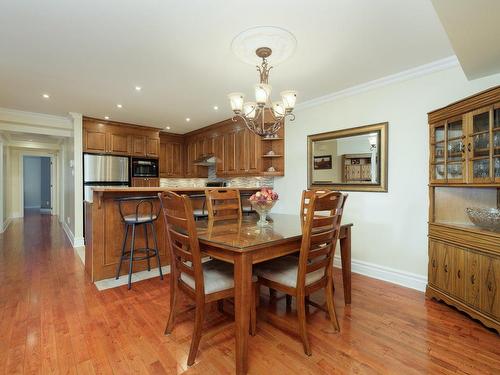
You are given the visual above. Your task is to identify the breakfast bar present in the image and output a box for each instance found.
[84,187,262,281]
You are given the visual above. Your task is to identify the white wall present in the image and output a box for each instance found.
[274,65,500,289]
[62,137,75,237]
[0,138,5,231]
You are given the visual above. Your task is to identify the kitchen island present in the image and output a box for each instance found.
[84,187,260,282]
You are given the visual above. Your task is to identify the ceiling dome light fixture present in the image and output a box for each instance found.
[228,47,297,137]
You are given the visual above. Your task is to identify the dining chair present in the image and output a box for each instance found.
[158,191,257,366]
[205,188,242,221]
[254,191,347,356]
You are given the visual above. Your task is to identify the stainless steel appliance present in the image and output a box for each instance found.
[131,158,158,177]
[83,154,129,202]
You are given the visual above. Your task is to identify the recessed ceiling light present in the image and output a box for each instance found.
[135,86,142,91]
[104,116,110,120]
[116,104,123,108]
[213,105,219,110]
[29,139,33,142]
[185,118,190,122]
[42,93,50,99]
[165,126,171,130]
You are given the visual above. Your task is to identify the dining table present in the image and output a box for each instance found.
[195,213,353,375]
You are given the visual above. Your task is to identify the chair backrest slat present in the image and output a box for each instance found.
[206,189,242,221]
[297,190,347,290]
[159,191,205,294]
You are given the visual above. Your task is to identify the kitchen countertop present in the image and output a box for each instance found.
[91,187,263,193]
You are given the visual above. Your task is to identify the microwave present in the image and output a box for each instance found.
[131,158,159,177]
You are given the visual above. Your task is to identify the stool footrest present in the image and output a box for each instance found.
[121,247,159,262]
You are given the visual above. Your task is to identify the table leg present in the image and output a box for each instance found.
[340,226,352,304]
[234,253,252,375]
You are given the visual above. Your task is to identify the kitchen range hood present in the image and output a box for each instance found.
[193,154,217,166]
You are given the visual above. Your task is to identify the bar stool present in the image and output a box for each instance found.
[190,193,208,221]
[115,196,164,289]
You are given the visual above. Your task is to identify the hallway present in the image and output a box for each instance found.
[1,215,500,374]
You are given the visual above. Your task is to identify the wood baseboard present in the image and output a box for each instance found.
[426,285,499,333]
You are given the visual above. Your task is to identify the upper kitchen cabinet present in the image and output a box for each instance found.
[159,133,184,178]
[83,117,160,158]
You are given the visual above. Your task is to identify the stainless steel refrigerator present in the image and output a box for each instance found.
[83,154,129,202]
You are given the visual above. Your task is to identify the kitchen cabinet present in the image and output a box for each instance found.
[83,118,160,159]
[131,177,159,187]
[223,130,238,175]
[146,138,159,158]
[159,134,184,178]
[84,128,107,153]
[107,132,130,155]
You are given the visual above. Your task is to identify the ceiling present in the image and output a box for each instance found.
[0,0,454,133]
[432,0,500,80]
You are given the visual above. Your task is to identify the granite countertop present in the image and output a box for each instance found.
[91,187,263,193]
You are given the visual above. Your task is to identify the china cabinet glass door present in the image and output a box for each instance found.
[430,122,446,183]
[494,105,500,182]
[446,118,465,183]
[468,106,492,183]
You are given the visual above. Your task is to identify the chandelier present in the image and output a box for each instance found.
[227,47,297,137]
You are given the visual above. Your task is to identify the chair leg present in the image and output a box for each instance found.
[217,300,224,313]
[144,224,151,271]
[115,224,129,279]
[150,222,163,280]
[250,283,259,336]
[286,294,292,307]
[269,288,277,302]
[127,224,136,290]
[296,293,312,356]
[325,279,340,332]
[187,301,205,366]
[165,269,178,335]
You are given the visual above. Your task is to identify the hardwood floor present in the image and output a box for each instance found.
[0,213,499,374]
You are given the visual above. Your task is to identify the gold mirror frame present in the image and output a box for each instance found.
[307,122,388,192]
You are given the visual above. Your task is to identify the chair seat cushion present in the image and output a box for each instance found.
[180,260,257,295]
[123,214,157,223]
[254,255,325,288]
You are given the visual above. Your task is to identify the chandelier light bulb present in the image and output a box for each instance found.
[280,90,297,110]
[272,101,285,118]
[228,92,245,113]
[243,102,257,119]
[254,83,272,105]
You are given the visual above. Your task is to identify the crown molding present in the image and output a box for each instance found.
[0,107,72,129]
[296,55,460,111]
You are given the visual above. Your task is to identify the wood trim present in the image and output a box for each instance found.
[426,285,500,332]
[83,116,164,133]
[428,85,500,124]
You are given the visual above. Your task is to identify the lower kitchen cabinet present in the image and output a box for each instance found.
[131,177,159,187]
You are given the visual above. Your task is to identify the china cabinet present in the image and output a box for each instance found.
[427,85,500,332]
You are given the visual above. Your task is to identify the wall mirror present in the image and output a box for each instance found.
[307,122,388,192]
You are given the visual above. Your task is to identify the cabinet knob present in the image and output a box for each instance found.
[432,259,436,268]
[488,281,493,291]
[444,264,448,273]
[467,143,472,152]
[457,270,461,279]
[471,275,475,284]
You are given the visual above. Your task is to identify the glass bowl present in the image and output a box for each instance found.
[465,207,500,232]
[250,200,277,227]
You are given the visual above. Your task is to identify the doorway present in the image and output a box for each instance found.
[23,156,52,215]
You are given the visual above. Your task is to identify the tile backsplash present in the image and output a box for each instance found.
[160,166,274,188]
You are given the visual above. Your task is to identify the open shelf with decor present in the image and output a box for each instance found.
[426,86,500,333]
[260,124,285,176]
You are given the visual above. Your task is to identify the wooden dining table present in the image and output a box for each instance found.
[195,213,353,375]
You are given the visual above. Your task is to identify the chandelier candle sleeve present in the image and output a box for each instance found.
[228,47,297,137]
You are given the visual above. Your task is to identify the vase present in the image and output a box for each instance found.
[251,200,277,227]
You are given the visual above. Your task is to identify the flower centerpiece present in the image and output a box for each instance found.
[249,188,278,226]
